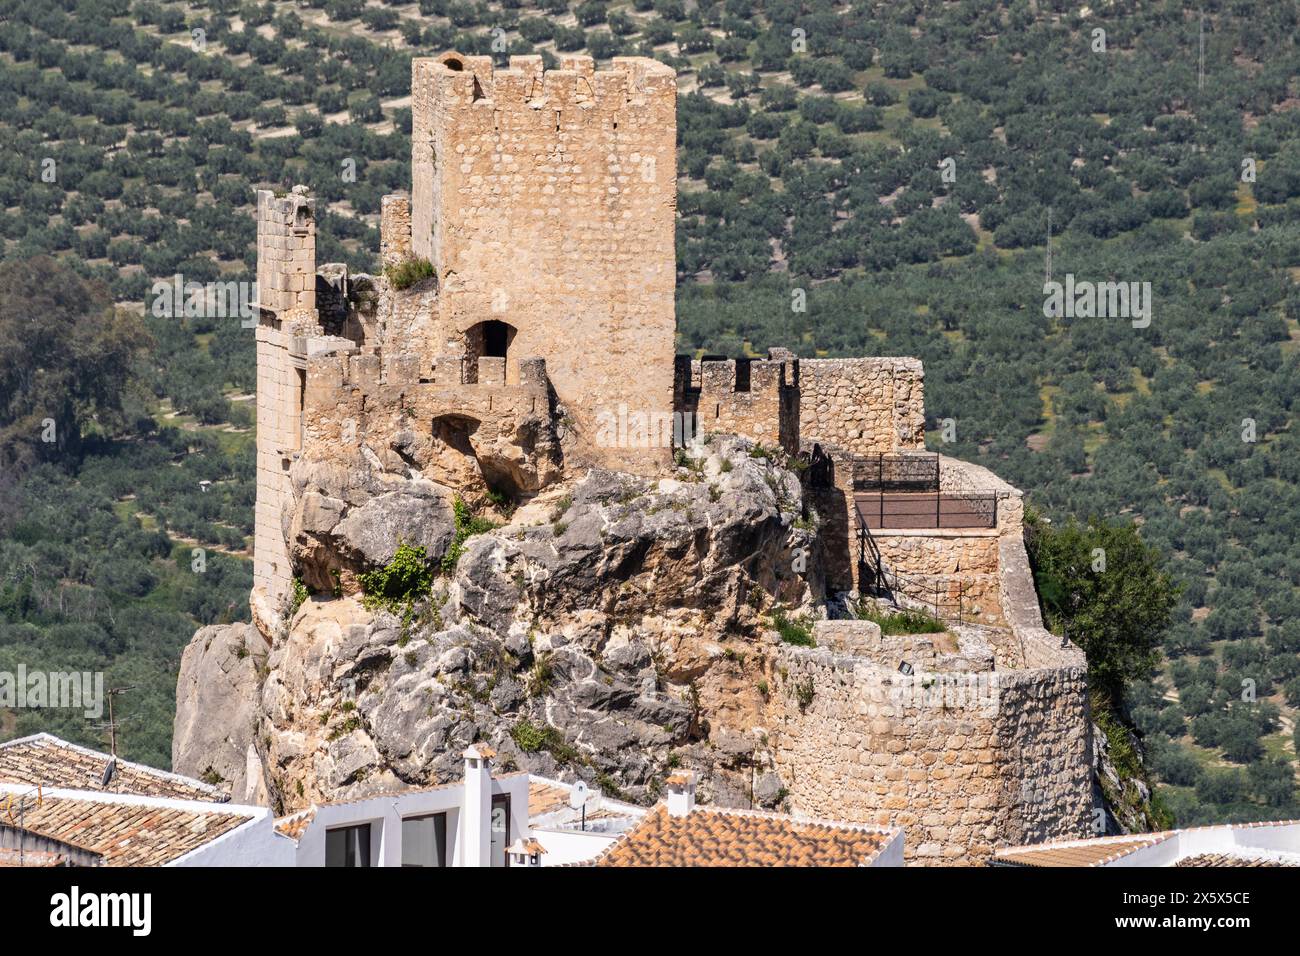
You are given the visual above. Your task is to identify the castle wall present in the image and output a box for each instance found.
[410,53,678,474]
[380,194,412,270]
[253,189,319,628]
[768,638,1091,865]
[870,531,1005,627]
[799,357,926,453]
[676,356,799,454]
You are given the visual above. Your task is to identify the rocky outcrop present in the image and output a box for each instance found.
[172,623,268,805]
[177,437,819,812]
[288,459,457,595]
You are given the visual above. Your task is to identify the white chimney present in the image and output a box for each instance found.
[507,838,546,868]
[665,771,696,817]
[461,743,495,867]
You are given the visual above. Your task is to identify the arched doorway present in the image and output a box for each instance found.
[464,319,517,383]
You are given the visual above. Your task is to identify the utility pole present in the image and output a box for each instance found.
[94,685,136,761]
[1045,206,1053,284]
[1198,12,1206,92]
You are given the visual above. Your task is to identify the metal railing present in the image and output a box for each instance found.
[852,452,940,492]
[854,491,997,530]
[854,499,976,625]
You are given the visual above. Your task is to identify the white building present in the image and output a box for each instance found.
[274,744,645,867]
[0,735,289,867]
[993,820,1300,867]
[1,734,903,867]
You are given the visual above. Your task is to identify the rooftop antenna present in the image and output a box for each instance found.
[566,785,600,832]
[568,780,590,831]
[10,785,42,868]
[92,685,137,776]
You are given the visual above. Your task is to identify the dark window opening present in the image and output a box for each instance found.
[401,813,448,868]
[326,824,371,867]
[483,319,510,358]
[444,57,464,71]
[734,359,752,392]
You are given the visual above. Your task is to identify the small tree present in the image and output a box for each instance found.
[1026,509,1178,705]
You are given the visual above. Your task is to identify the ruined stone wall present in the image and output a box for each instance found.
[768,639,1091,865]
[870,531,1005,627]
[799,357,926,453]
[301,346,559,498]
[410,53,678,474]
[676,356,799,454]
[380,194,412,270]
[253,188,319,630]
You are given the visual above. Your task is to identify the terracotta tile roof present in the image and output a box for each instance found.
[591,805,896,867]
[994,835,1171,868]
[273,806,317,843]
[1175,853,1298,867]
[0,734,225,802]
[528,779,574,819]
[2,790,252,866]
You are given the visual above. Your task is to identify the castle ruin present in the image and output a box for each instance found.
[246,52,1094,864]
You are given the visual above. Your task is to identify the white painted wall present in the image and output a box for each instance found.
[531,826,622,866]
[1102,821,1300,867]
[173,812,295,867]
[867,829,905,867]
[292,773,531,867]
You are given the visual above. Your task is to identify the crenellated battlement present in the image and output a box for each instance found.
[673,351,800,453]
[413,52,676,115]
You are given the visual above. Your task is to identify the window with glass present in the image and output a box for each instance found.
[490,795,511,868]
[401,813,448,868]
[325,823,371,867]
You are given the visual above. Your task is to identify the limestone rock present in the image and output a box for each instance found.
[172,623,268,805]
[181,436,818,813]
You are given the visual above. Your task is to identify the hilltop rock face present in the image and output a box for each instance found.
[172,623,268,805]
[287,459,458,595]
[175,437,819,811]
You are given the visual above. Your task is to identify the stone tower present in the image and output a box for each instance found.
[252,187,317,630]
[406,52,679,470]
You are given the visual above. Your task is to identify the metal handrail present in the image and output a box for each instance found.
[851,452,940,492]
[854,499,975,626]
[854,490,997,530]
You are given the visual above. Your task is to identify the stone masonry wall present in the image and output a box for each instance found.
[799,357,926,454]
[676,356,799,454]
[410,53,678,475]
[768,642,1091,865]
[871,531,1005,627]
[253,188,319,630]
[380,194,412,270]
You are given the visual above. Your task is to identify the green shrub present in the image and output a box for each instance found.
[286,577,310,619]
[359,543,434,608]
[442,497,499,573]
[773,610,815,646]
[509,719,580,763]
[384,257,434,290]
[856,604,945,635]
